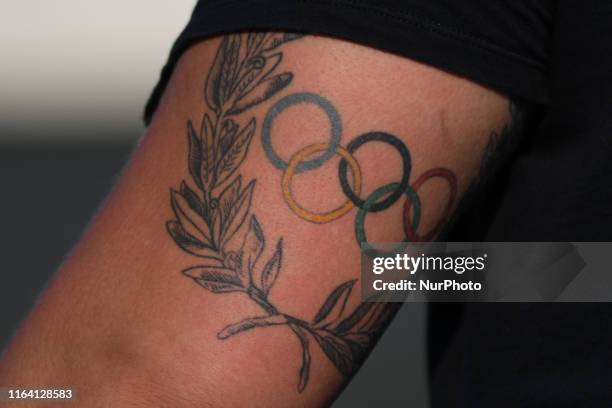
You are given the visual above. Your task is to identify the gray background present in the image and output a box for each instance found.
[0,1,428,406]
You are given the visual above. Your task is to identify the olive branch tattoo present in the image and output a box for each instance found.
[166,33,395,392]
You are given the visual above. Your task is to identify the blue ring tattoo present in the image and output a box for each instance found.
[262,92,342,173]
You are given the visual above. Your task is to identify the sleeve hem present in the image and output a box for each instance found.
[144,0,549,124]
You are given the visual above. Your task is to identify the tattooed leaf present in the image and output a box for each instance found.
[313,330,354,377]
[204,37,226,111]
[180,181,208,222]
[211,206,222,249]
[187,121,203,189]
[220,34,242,106]
[218,175,241,225]
[241,216,265,276]
[233,53,282,100]
[215,119,256,186]
[313,280,356,326]
[217,118,239,161]
[263,33,305,52]
[260,238,283,295]
[233,66,265,101]
[166,221,221,260]
[183,265,243,293]
[205,35,241,111]
[228,73,293,115]
[201,113,215,186]
[352,303,384,333]
[246,32,267,57]
[343,333,371,366]
[289,324,311,393]
[222,250,240,270]
[217,314,288,339]
[259,52,282,78]
[221,179,255,246]
[171,189,212,244]
[343,332,371,349]
[367,304,397,335]
[333,302,377,335]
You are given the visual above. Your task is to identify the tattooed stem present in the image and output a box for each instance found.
[246,286,278,315]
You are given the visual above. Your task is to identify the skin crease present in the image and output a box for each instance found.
[0,34,509,407]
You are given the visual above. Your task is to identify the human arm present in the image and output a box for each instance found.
[0,33,515,407]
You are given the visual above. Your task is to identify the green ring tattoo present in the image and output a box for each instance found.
[355,182,422,250]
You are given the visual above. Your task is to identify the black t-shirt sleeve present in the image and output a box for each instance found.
[144,0,555,124]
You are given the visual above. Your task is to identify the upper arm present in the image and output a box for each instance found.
[0,33,515,407]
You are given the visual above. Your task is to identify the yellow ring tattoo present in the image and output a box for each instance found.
[282,143,362,223]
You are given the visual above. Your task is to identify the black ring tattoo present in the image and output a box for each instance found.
[338,131,412,212]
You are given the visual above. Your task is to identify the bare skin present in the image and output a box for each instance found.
[0,34,512,407]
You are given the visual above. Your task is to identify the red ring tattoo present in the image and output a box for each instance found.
[403,168,457,242]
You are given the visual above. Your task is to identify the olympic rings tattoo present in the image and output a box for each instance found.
[339,132,412,213]
[403,168,457,242]
[262,93,342,173]
[261,92,458,244]
[282,143,362,224]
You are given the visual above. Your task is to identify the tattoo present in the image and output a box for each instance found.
[263,95,457,246]
[474,101,525,186]
[441,100,526,240]
[167,32,458,392]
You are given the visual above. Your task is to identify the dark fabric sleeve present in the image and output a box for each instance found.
[144,0,555,124]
